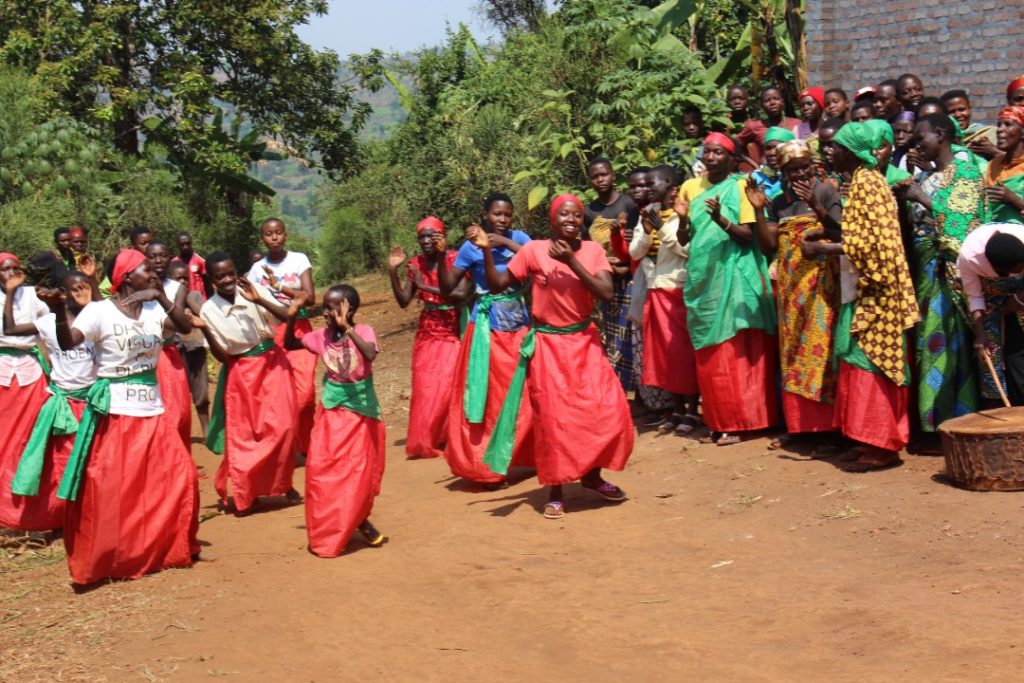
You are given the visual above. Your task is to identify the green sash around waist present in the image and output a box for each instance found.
[11,385,90,496]
[57,371,157,501]
[482,318,591,476]
[321,376,382,420]
[423,302,455,311]
[206,338,275,455]
[0,346,52,377]
[464,290,525,424]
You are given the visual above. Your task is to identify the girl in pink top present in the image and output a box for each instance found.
[285,284,386,555]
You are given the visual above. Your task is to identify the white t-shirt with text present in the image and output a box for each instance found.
[35,314,98,391]
[72,299,166,416]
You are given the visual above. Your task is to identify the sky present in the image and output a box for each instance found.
[295,0,499,57]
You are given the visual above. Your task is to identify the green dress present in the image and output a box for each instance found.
[910,155,984,429]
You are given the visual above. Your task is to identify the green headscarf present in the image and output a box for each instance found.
[949,115,964,141]
[765,126,796,144]
[865,119,894,147]
[833,121,878,168]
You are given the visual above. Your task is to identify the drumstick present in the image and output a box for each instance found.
[981,349,1012,408]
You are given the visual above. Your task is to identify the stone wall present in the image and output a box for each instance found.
[806,1,1024,122]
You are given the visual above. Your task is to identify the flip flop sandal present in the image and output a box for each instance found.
[841,457,902,473]
[543,501,565,519]
[698,431,720,444]
[715,433,742,447]
[674,414,703,436]
[641,412,668,427]
[582,480,628,502]
[659,413,686,433]
[359,520,387,547]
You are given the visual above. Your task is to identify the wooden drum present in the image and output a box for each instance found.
[939,408,1024,491]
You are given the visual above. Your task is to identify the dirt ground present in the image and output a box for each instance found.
[3,274,1024,682]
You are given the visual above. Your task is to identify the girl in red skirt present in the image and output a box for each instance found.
[146,241,193,451]
[4,267,98,531]
[387,217,470,459]
[284,284,386,556]
[198,253,300,514]
[0,253,66,530]
[245,218,317,462]
[436,193,535,486]
[470,194,635,519]
[52,249,199,586]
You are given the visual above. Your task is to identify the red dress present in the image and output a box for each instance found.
[157,343,192,450]
[405,251,461,459]
[0,374,55,530]
[301,326,386,557]
[506,241,634,485]
[217,345,298,512]
[642,287,698,395]
[695,329,779,433]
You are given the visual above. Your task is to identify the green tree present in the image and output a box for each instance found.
[0,1,369,177]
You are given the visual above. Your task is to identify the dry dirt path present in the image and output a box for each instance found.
[3,275,1024,682]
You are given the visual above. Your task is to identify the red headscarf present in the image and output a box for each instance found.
[0,252,20,266]
[111,248,147,291]
[999,105,1024,128]
[549,193,584,226]
[799,86,825,111]
[69,227,86,239]
[416,216,446,235]
[703,132,736,154]
[1007,76,1024,97]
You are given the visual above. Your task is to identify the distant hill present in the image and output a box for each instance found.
[254,61,409,235]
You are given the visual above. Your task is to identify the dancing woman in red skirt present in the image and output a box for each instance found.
[3,266,98,532]
[470,194,635,519]
[285,284,386,556]
[387,217,470,459]
[245,219,317,461]
[436,193,536,486]
[0,253,69,531]
[52,249,199,586]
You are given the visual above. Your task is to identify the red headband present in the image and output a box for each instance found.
[0,252,20,266]
[549,193,584,226]
[111,248,147,291]
[416,216,446,235]
[703,132,736,154]
[999,105,1024,128]
[69,227,86,239]
[1007,75,1024,97]
[800,86,825,111]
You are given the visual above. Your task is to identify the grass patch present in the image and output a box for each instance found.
[820,505,861,520]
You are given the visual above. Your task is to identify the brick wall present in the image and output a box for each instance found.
[806,1,1024,123]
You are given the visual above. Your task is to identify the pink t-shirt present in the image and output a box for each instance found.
[506,239,611,327]
[301,324,377,384]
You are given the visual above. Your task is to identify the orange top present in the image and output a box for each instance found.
[507,240,611,326]
[985,153,1024,185]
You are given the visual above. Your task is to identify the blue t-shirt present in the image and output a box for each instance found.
[454,229,531,330]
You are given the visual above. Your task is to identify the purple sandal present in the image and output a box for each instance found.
[543,501,565,519]
[582,480,628,502]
